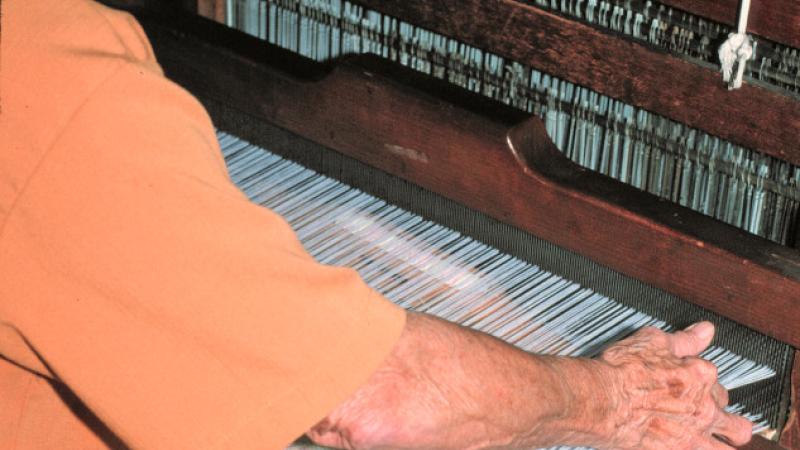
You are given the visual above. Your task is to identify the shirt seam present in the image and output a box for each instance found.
[0,62,125,248]
[10,370,34,450]
[89,0,157,65]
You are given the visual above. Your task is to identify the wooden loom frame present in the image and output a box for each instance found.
[146,1,800,447]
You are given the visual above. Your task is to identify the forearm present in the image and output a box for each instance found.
[307,312,615,449]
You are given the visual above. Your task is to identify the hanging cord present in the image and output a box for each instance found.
[718,0,756,90]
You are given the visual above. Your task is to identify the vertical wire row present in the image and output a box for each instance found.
[223,0,800,246]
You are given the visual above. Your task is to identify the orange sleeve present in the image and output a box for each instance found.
[0,1,406,449]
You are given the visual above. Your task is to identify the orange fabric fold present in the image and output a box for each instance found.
[0,1,406,448]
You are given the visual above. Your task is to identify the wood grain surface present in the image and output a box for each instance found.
[354,0,800,166]
[780,351,800,449]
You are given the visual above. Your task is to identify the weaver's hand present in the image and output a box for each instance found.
[595,322,753,450]
[307,314,754,450]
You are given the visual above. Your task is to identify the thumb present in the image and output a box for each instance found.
[669,321,715,357]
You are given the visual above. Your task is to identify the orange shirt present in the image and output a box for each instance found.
[0,0,406,448]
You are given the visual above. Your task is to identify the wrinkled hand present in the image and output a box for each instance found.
[596,322,752,450]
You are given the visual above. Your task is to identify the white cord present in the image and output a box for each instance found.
[718,0,754,90]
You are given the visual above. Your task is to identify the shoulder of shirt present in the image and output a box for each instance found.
[0,0,173,241]
[3,0,164,125]
[6,0,162,71]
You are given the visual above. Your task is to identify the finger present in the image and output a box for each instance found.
[712,412,753,447]
[711,383,729,408]
[307,428,348,449]
[685,357,719,384]
[669,321,715,357]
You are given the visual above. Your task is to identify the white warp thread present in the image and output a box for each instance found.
[719,32,754,90]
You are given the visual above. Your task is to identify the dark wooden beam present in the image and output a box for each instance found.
[190,0,800,58]
[660,0,800,49]
[780,352,800,449]
[196,0,225,23]
[354,0,800,166]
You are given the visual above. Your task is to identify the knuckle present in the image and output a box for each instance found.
[702,360,719,380]
[640,326,667,342]
[716,385,730,406]
[630,326,671,349]
[734,415,754,437]
[639,326,662,336]
[686,358,718,380]
[600,346,626,363]
[696,398,718,424]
